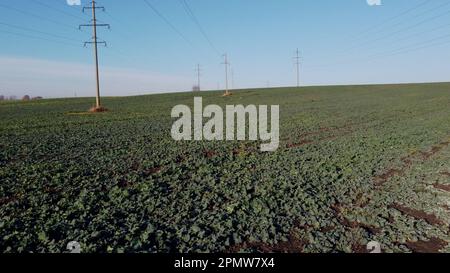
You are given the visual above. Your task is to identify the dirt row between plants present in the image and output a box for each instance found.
[316,136,450,253]
[369,137,450,253]
[373,140,450,186]
[285,108,442,150]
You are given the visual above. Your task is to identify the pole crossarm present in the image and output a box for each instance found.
[79,23,110,30]
[84,41,107,47]
[82,6,105,12]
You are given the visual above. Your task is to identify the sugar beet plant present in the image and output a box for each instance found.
[1,83,450,253]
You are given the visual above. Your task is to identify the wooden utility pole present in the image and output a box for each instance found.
[80,0,110,110]
[222,54,230,96]
[294,48,301,87]
[196,64,201,91]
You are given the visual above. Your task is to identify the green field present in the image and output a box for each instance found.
[1,83,450,253]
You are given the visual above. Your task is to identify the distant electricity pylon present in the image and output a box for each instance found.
[231,67,235,90]
[294,48,301,87]
[195,64,201,92]
[222,54,231,96]
[79,0,110,110]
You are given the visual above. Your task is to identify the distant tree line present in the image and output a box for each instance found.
[0,95,16,101]
[0,95,43,101]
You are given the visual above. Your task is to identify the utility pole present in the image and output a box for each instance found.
[195,64,201,92]
[231,67,235,90]
[80,0,110,110]
[294,48,301,87]
[222,54,230,96]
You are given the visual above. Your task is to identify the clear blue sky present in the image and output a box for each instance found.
[1,0,450,98]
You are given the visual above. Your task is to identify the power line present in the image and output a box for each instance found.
[0,3,78,31]
[356,36,450,68]
[0,3,145,74]
[392,21,450,45]
[0,29,79,47]
[0,21,80,42]
[102,10,144,45]
[311,6,450,69]
[31,0,87,21]
[338,2,450,56]
[369,32,450,60]
[361,1,450,40]
[179,0,220,56]
[305,32,450,71]
[373,8,450,42]
[104,10,124,24]
[347,0,431,41]
[381,38,450,59]
[52,0,87,12]
[142,0,192,45]
[105,46,145,65]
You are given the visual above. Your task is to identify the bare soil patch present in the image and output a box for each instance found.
[89,106,108,113]
[374,169,404,186]
[331,203,381,235]
[419,141,450,160]
[405,237,447,253]
[390,203,444,226]
[228,231,307,253]
[286,140,313,148]
[143,167,162,176]
[372,139,450,187]
[0,195,19,206]
[433,183,450,192]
